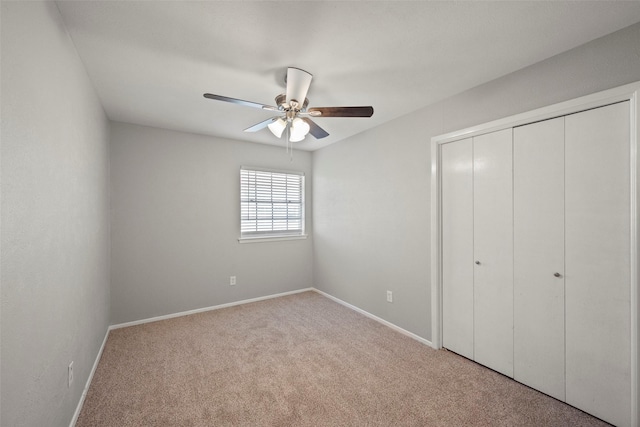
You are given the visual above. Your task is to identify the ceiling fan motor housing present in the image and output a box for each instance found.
[275,94,309,113]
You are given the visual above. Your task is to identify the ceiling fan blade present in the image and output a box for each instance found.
[244,117,279,132]
[307,106,374,118]
[301,118,329,139]
[285,67,313,107]
[203,93,278,111]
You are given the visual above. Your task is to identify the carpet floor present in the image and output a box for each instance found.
[76,291,609,426]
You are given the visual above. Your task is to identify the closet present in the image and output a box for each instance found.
[438,98,634,427]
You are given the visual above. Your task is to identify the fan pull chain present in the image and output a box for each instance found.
[285,122,294,162]
[285,123,290,155]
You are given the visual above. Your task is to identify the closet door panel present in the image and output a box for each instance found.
[565,101,631,427]
[513,117,565,401]
[473,129,514,377]
[441,138,474,359]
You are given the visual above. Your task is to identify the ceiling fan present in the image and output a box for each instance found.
[203,67,374,144]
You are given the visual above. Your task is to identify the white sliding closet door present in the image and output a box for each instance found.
[473,129,514,377]
[441,138,474,359]
[565,101,631,427]
[513,117,565,400]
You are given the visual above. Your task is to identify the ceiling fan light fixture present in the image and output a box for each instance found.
[203,67,374,148]
[267,117,287,138]
[289,117,310,142]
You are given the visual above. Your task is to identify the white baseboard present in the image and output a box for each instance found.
[312,288,434,348]
[69,328,110,427]
[109,287,314,330]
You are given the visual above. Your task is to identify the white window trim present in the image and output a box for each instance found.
[238,234,308,244]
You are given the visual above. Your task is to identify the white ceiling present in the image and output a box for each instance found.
[56,1,640,151]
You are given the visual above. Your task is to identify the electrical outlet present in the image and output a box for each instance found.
[68,361,74,388]
[230,276,236,286]
[386,290,393,303]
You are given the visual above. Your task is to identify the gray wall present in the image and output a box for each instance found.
[1,2,111,427]
[1,3,638,424]
[313,22,640,342]
[110,123,313,325]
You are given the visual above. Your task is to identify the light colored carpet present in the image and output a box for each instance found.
[77,291,609,426]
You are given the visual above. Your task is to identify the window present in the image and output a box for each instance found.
[240,167,305,240]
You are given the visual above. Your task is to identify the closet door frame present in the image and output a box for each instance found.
[430,81,640,427]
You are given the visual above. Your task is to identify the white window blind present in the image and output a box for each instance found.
[240,167,305,237]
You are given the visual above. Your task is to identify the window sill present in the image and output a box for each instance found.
[238,234,308,244]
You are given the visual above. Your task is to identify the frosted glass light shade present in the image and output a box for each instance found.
[268,118,287,138]
[290,118,310,142]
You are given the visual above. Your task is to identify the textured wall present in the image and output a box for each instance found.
[1,2,111,426]
[110,123,313,325]
[313,22,640,342]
